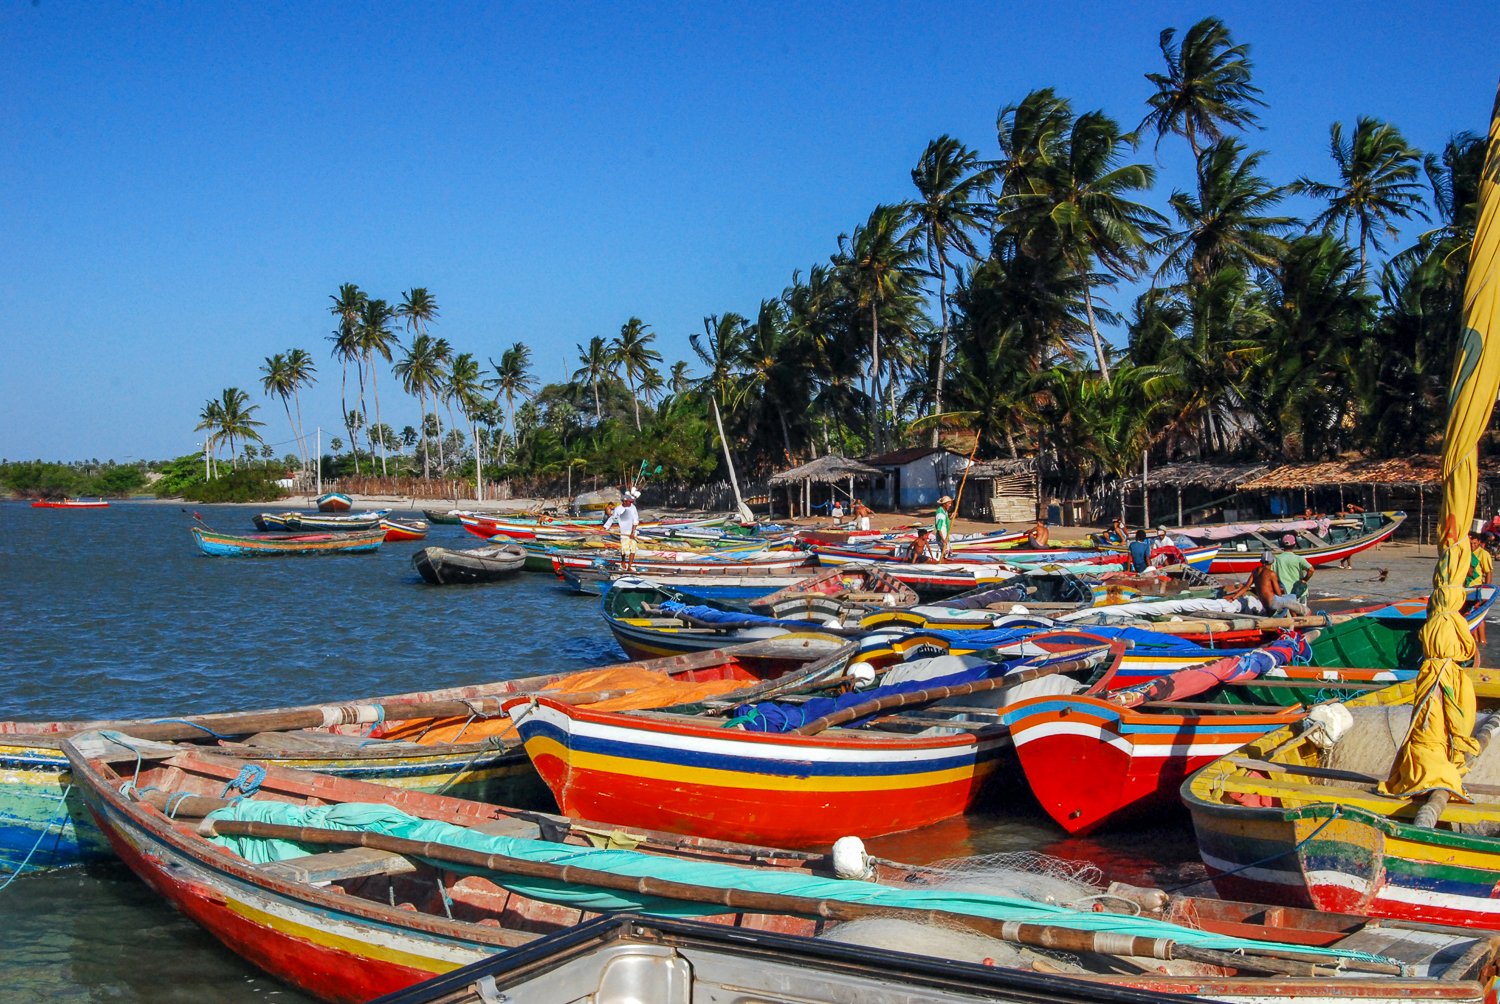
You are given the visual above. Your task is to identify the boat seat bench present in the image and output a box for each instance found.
[260,846,417,884]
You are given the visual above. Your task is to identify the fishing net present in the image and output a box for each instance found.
[818,851,1153,972]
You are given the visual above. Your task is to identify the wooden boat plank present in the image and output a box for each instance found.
[1226,755,1500,798]
[1138,700,1296,713]
[260,846,418,884]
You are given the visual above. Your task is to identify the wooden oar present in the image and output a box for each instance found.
[792,649,1112,737]
[204,818,1396,976]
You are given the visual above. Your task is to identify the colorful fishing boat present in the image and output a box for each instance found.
[315,491,353,511]
[505,636,1121,847]
[380,516,430,542]
[558,563,820,598]
[0,637,853,874]
[30,497,109,508]
[190,525,386,556]
[999,636,1396,835]
[66,738,1465,1004]
[1162,512,1407,575]
[1181,663,1500,930]
[412,543,527,584]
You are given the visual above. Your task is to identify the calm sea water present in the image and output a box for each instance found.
[1,501,1200,1002]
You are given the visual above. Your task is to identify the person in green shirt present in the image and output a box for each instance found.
[1272,533,1314,603]
[934,495,953,560]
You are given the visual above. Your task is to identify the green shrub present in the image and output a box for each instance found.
[181,468,286,503]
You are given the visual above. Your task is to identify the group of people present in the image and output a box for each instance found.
[831,497,875,532]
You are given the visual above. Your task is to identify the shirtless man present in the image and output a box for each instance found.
[1028,519,1049,548]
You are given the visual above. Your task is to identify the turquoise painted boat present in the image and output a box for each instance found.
[191,525,386,556]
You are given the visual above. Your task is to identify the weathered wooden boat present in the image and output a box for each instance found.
[558,563,820,597]
[381,516,430,542]
[191,525,387,556]
[68,738,1460,1004]
[412,543,527,584]
[813,539,1222,575]
[421,508,463,524]
[251,511,293,530]
[253,509,389,531]
[315,491,354,511]
[374,911,1500,1004]
[505,636,1121,847]
[30,497,109,508]
[998,636,1406,836]
[749,564,920,617]
[460,512,730,542]
[0,638,854,874]
[552,550,811,578]
[1182,665,1500,930]
[1156,511,1407,575]
[1307,586,1497,669]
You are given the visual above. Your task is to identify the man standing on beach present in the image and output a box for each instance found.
[934,495,953,560]
[852,499,873,532]
[1272,534,1313,603]
[602,487,641,572]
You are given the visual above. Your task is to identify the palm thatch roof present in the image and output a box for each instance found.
[968,458,1039,478]
[769,455,884,485]
[1237,456,1500,490]
[1123,462,1269,490]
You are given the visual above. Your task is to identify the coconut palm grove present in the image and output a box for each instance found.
[3,17,1481,503]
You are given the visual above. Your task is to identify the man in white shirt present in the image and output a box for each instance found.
[602,487,641,571]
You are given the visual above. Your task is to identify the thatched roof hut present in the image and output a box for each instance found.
[1122,462,1267,490]
[769,455,883,485]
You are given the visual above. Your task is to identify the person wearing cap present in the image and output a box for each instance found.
[1470,532,1494,645]
[934,495,953,560]
[602,485,641,571]
[1272,534,1314,604]
[1226,551,1307,615]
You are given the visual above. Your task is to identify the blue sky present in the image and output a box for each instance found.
[2,2,1496,461]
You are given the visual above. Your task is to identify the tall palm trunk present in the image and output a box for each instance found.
[869,303,882,452]
[418,390,431,479]
[340,364,361,475]
[628,370,641,431]
[355,358,372,463]
[591,378,601,420]
[931,260,950,448]
[505,394,517,465]
[472,418,484,502]
[280,398,302,471]
[368,354,388,476]
[1076,260,1112,383]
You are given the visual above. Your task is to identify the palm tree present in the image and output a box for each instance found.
[689,313,749,411]
[259,353,303,470]
[216,387,264,468]
[1292,117,1428,278]
[571,336,611,420]
[908,135,993,444]
[668,360,692,395]
[487,342,536,463]
[396,287,439,337]
[609,318,662,431]
[1002,107,1166,381]
[1140,17,1265,157]
[1155,139,1293,284]
[448,353,487,498]
[392,333,450,478]
[357,297,401,475]
[328,283,367,474]
[284,348,317,471]
[837,203,923,449]
[195,398,226,477]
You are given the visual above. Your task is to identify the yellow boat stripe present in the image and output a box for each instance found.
[223,896,465,974]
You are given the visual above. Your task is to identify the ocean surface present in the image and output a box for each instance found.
[3,501,1203,1002]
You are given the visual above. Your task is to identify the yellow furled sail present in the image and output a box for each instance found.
[1381,85,1500,800]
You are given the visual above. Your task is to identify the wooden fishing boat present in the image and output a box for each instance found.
[287,510,388,531]
[551,550,811,577]
[1307,586,1497,669]
[421,508,463,524]
[68,737,1475,1004]
[376,912,1500,1004]
[30,497,109,508]
[1182,665,1500,930]
[251,511,293,530]
[749,564,920,616]
[557,563,821,598]
[316,491,354,511]
[412,543,527,584]
[1161,511,1407,575]
[505,636,1121,847]
[997,636,1408,836]
[191,525,386,556]
[0,638,854,874]
[380,516,430,542]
